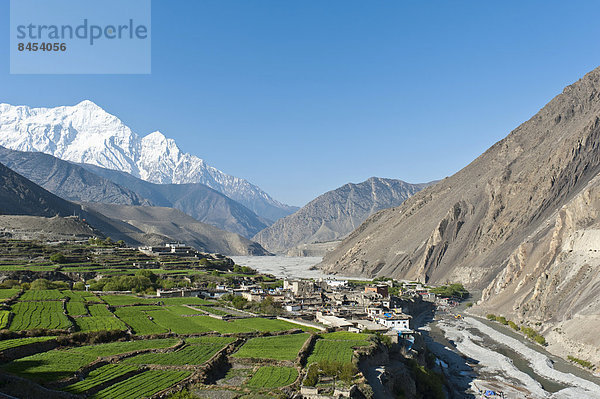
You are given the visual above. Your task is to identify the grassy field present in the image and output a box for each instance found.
[66,301,88,316]
[19,290,65,301]
[306,333,371,365]
[232,333,309,361]
[75,315,128,332]
[145,309,310,334]
[63,364,139,394]
[113,306,168,335]
[100,295,157,306]
[2,339,178,382]
[9,301,71,331]
[0,310,11,329]
[246,366,298,388]
[123,343,225,366]
[91,370,191,399]
[0,288,19,300]
[0,336,56,351]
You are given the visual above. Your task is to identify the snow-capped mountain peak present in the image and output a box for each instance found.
[0,100,298,221]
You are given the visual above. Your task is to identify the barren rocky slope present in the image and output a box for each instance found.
[80,164,269,238]
[83,203,270,256]
[0,147,150,206]
[319,66,600,364]
[253,177,429,253]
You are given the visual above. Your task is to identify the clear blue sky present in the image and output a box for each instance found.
[1,1,600,206]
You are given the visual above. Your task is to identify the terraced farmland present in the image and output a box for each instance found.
[20,289,65,301]
[307,337,371,365]
[63,364,139,394]
[113,306,168,335]
[66,301,88,316]
[9,301,71,331]
[123,342,226,366]
[0,336,56,351]
[0,288,19,300]
[246,366,298,388]
[92,370,191,399]
[233,333,309,361]
[75,315,128,332]
[0,310,11,329]
[2,339,178,382]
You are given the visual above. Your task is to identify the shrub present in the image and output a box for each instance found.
[534,335,546,346]
[497,316,508,325]
[508,321,519,331]
[303,364,319,387]
[50,253,66,264]
[486,314,496,321]
[567,356,594,369]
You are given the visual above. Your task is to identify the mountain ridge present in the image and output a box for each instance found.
[253,177,431,254]
[0,100,298,221]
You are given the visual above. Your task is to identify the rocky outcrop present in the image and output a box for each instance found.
[253,177,430,254]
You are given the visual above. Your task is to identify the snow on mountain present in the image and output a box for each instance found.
[0,100,297,221]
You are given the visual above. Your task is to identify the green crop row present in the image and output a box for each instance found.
[63,364,139,394]
[123,343,225,366]
[10,301,71,331]
[20,289,65,301]
[233,333,309,361]
[246,366,298,388]
[91,370,191,399]
[2,338,178,382]
[0,336,56,352]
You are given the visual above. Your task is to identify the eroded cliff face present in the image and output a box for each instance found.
[477,175,600,363]
[318,66,600,364]
[320,66,600,286]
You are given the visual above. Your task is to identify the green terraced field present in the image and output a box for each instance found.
[123,343,225,365]
[320,331,373,341]
[306,339,370,365]
[146,308,313,334]
[88,304,113,317]
[9,301,71,331]
[113,306,168,335]
[246,366,298,388]
[184,336,236,345]
[75,315,128,332]
[66,301,88,316]
[0,336,56,351]
[100,295,157,306]
[233,333,309,361]
[2,339,178,382]
[0,288,19,300]
[92,370,191,399]
[63,364,139,394]
[20,289,65,301]
[165,305,204,315]
[0,310,11,329]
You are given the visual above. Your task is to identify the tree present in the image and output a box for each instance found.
[231,295,248,309]
[30,278,53,290]
[50,252,66,264]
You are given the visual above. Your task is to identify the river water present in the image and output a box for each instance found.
[230,255,359,280]
[423,312,600,398]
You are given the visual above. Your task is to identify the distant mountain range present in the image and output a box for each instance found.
[253,177,431,253]
[0,100,298,222]
[0,146,269,238]
[0,160,269,255]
